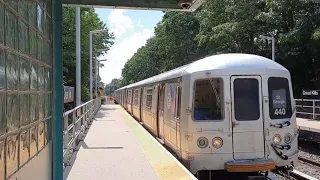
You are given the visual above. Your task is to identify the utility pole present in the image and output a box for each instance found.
[76,7,81,106]
[89,32,93,100]
[89,29,108,100]
[95,55,98,98]
[260,35,275,61]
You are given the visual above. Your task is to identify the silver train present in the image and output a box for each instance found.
[114,53,298,174]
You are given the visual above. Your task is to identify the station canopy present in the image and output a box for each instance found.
[63,0,203,11]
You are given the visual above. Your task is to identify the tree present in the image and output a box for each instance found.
[104,78,123,95]
[195,0,320,95]
[153,12,203,71]
[117,0,320,97]
[62,7,114,102]
[120,11,203,86]
[196,0,272,55]
[260,0,320,95]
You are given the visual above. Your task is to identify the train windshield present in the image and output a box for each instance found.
[268,77,293,119]
[193,79,223,121]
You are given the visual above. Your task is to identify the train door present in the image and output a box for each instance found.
[124,90,127,109]
[122,91,125,106]
[140,87,143,120]
[157,84,165,139]
[121,91,123,105]
[230,76,265,160]
[125,90,128,110]
[152,85,159,133]
[130,90,133,113]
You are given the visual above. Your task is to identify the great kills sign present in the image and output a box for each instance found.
[302,90,320,99]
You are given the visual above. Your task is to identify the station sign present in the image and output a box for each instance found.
[64,86,74,103]
[301,90,320,99]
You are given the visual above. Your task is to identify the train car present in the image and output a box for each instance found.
[99,88,104,97]
[114,53,298,174]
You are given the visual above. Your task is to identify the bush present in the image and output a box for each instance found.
[81,87,90,102]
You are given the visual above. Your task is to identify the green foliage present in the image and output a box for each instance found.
[120,11,203,87]
[81,86,90,102]
[62,7,114,100]
[117,0,320,97]
[104,78,123,95]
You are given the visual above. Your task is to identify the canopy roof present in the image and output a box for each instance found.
[63,0,203,11]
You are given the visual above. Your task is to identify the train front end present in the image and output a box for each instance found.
[182,56,298,174]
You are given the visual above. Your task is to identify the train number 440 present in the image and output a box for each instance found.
[274,108,286,115]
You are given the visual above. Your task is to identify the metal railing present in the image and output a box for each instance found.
[295,99,320,120]
[63,98,101,167]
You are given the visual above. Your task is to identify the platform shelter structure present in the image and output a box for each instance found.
[0,1,203,180]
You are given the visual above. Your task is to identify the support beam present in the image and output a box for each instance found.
[62,0,204,12]
[52,0,63,180]
[260,35,276,61]
[95,55,98,97]
[76,7,81,106]
[89,32,93,100]
[98,60,100,89]
[272,38,275,62]
[89,30,107,100]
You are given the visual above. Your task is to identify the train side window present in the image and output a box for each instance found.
[146,88,153,110]
[268,77,292,119]
[175,86,182,120]
[193,79,223,121]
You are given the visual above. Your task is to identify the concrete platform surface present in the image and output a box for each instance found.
[64,105,196,180]
[297,118,320,133]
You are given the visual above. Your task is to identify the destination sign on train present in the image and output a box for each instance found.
[272,89,286,108]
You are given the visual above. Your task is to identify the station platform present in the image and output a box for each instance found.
[297,117,320,133]
[64,104,196,180]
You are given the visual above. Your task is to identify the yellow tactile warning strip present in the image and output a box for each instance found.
[119,107,197,180]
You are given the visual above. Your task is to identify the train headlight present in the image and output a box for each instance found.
[212,137,223,149]
[272,134,282,144]
[197,137,208,148]
[284,133,292,144]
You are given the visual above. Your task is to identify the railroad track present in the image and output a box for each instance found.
[193,169,319,180]
[196,171,273,180]
[273,169,319,180]
[298,156,320,168]
[299,137,320,144]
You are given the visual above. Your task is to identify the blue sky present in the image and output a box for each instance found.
[95,8,164,84]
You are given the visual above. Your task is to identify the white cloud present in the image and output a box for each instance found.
[138,19,143,28]
[99,29,154,84]
[108,9,134,38]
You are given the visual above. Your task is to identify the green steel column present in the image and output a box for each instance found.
[52,0,63,180]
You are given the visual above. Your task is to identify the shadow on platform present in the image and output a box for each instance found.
[80,141,124,150]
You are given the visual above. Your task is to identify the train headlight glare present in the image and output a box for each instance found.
[273,134,282,144]
[197,137,208,148]
[284,133,292,144]
[212,137,223,149]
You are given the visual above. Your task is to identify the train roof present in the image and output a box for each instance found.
[116,53,288,91]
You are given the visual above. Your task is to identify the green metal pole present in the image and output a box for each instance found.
[52,0,63,180]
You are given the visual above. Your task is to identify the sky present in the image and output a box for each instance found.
[94,8,164,85]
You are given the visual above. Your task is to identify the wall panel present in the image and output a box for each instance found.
[0,0,52,179]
